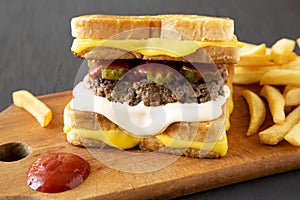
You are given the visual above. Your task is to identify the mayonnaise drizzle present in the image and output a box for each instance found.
[71,81,230,136]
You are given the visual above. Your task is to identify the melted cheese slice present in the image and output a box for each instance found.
[156,131,228,156]
[65,128,141,150]
[64,126,227,156]
[71,38,244,58]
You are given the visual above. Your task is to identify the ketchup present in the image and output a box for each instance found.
[26,152,90,193]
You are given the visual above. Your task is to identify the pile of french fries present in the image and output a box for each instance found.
[236,38,300,146]
[234,38,300,85]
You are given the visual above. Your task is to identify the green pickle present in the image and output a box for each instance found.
[182,67,201,83]
[147,72,172,85]
[182,66,220,83]
[102,68,127,80]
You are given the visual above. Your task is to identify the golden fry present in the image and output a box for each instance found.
[260,85,285,124]
[233,66,275,84]
[13,90,52,127]
[283,85,295,97]
[259,106,300,145]
[260,69,300,86]
[284,123,300,146]
[297,38,300,48]
[285,87,300,106]
[283,85,296,113]
[281,56,300,70]
[271,38,296,64]
[241,43,266,56]
[238,54,274,66]
[242,90,266,136]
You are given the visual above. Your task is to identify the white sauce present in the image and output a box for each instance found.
[71,81,230,136]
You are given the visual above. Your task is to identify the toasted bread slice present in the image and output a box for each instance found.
[71,14,234,41]
[63,101,228,158]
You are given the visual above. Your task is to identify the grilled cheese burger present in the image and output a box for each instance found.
[64,14,241,158]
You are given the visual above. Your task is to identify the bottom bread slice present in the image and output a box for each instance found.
[63,97,229,158]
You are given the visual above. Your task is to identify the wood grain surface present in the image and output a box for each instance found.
[1,84,300,199]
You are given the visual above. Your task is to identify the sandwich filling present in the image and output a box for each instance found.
[71,58,230,136]
[87,59,227,106]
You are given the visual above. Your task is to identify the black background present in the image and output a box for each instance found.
[1,0,300,199]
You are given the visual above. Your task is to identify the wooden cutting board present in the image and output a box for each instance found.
[1,85,300,199]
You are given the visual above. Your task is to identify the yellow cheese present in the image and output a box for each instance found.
[226,94,234,131]
[65,126,227,156]
[66,128,140,150]
[156,132,228,156]
[71,38,244,58]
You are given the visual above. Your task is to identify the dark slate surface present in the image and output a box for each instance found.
[1,0,300,199]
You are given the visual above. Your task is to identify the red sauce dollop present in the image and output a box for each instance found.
[26,152,90,193]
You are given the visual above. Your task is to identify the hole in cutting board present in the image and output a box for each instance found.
[0,142,31,162]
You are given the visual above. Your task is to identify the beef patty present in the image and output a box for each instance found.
[86,60,228,106]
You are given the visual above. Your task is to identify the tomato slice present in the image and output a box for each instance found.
[87,59,220,83]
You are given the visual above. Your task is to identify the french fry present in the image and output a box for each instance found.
[233,66,276,84]
[238,54,274,66]
[284,123,300,146]
[283,85,296,113]
[242,90,266,136]
[285,87,300,106]
[13,90,52,127]
[297,38,300,48]
[283,85,295,97]
[259,106,300,145]
[260,85,285,124]
[285,52,298,63]
[260,69,300,86]
[281,56,300,70]
[270,38,296,64]
[241,43,266,56]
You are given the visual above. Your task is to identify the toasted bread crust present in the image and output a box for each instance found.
[139,136,221,158]
[160,14,234,41]
[71,14,234,41]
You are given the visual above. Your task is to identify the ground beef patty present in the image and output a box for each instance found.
[87,62,228,106]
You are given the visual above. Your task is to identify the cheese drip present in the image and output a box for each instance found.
[156,131,228,156]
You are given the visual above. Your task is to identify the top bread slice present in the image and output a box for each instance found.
[71,14,234,41]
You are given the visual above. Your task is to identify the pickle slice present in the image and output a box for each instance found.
[182,66,201,83]
[147,72,172,86]
[102,68,127,80]
[182,66,220,83]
